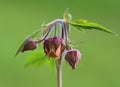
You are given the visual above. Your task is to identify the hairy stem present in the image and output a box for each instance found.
[36,24,53,43]
[63,21,69,44]
[36,19,64,44]
[54,22,57,37]
[57,57,62,87]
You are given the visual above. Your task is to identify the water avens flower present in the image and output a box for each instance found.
[16,9,116,87]
[65,49,81,69]
[43,36,65,58]
[22,39,38,52]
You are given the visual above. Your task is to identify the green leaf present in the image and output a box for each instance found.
[25,49,56,70]
[69,19,118,36]
[75,27,84,32]
[64,8,72,22]
[47,58,56,71]
[15,29,42,57]
[42,25,50,36]
[25,50,48,68]
[27,29,42,39]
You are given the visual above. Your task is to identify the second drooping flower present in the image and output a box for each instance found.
[65,49,81,69]
[43,36,65,58]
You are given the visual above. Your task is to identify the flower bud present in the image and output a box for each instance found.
[65,49,81,69]
[43,37,65,58]
[22,39,37,52]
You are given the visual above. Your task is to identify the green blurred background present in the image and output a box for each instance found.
[0,0,120,87]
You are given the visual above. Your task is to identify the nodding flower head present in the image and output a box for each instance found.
[22,39,38,52]
[65,49,81,69]
[43,36,65,58]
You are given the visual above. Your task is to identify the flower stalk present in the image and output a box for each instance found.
[57,57,62,87]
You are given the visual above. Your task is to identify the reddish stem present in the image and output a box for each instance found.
[57,57,62,87]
